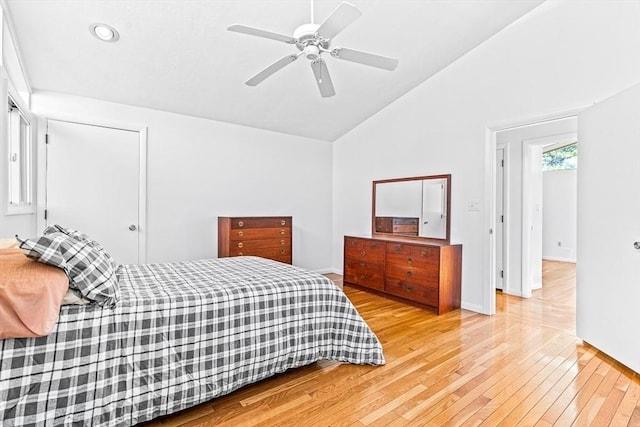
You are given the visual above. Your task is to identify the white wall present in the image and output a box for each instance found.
[543,169,577,262]
[31,92,333,272]
[332,0,640,312]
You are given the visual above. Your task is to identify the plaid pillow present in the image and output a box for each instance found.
[43,224,119,270]
[17,232,119,307]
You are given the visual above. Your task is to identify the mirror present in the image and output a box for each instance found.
[372,174,451,242]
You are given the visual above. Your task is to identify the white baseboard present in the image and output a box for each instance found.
[314,268,338,274]
[461,301,486,314]
[542,256,576,263]
[503,288,523,297]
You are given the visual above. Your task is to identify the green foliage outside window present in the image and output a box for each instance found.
[542,143,577,171]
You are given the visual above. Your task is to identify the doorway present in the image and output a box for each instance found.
[484,84,640,373]
[45,119,147,264]
[493,117,577,298]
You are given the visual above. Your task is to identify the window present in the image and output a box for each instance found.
[7,96,32,210]
[542,143,577,171]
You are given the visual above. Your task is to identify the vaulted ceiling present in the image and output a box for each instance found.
[5,0,544,141]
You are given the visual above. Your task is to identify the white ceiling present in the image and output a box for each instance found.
[5,0,544,142]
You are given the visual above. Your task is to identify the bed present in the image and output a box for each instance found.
[0,249,384,426]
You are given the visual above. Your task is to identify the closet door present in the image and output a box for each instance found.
[46,119,143,264]
[577,84,640,373]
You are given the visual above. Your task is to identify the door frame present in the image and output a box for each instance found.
[495,144,508,291]
[37,115,148,263]
[482,106,587,314]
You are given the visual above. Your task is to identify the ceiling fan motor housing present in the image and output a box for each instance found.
[293,23,330,59]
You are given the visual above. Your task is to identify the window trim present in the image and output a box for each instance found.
[5,89,34,216]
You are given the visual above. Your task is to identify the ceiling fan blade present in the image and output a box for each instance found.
[311,59,336,98]
[316,2,362,40]
[332,47,398,71]
[246,54,299,86]
[227,24,296,44]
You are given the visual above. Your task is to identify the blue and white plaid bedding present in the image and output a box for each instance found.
[0,256,384,426]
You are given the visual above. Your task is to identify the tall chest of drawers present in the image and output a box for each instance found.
[218,216,292,264]
[343,236,462,314]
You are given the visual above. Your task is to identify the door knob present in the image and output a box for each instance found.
[634,242,640,250]
[129,225,137,231]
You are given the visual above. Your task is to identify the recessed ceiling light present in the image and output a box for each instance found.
[89,23,119,42]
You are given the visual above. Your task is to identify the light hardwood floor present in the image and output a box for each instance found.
[145,261,640,426]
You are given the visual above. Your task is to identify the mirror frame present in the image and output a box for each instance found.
[372,174,451,243]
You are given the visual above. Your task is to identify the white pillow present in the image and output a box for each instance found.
[0,238,18,249]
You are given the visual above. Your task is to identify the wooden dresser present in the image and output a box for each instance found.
[218,216,292,264]
[343,235,462,314]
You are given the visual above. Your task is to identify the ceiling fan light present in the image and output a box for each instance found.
[305,45,320,60]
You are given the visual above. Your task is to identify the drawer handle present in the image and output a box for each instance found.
[407,257,413,264]
[360,275,366,280]
[406,286,414,292]
[280,229,285,235]
[280,240,285,245]
[238,252,243,256]
[280,220,286,226]
[280,249,285,254]
[360,250,366,257]
[238,242,244,248]
[238,231,244,237]
[406,271,413,278]
[421,249,428,256]
[351,240,358,246]
[238,221,244,227]
[360,261,366,267]
[395,245,403,251]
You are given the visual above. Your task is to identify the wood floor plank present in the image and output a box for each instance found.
[610,375,640,426]
[515,346,598,426]
[143,261,640,427]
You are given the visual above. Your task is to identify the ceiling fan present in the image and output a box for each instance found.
[227,1,398,97]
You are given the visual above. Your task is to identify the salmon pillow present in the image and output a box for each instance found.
[0,248,69,339]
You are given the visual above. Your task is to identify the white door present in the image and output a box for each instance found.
[496,148,505,290]
[46,120,141,264]
[577,83,640,373]
[420,179,447,238]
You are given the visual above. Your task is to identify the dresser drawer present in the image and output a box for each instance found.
[228,238,290,251]
[344,257,385,276]
[386,243,439,268]
[344,263,385,290]
[385,278,438,307]
[385,263,439,284]
[230,246,291,258]
[230,217,291,229]
[392,224,418,234]
[344,237,384,261]
[229,227,291,240]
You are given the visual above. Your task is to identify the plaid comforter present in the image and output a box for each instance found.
[0,256,384,426]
